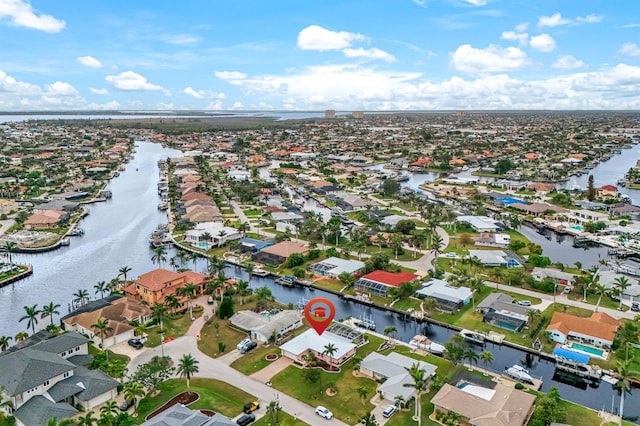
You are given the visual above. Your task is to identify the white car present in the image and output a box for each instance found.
[382,405,398,418]
[315,406,333,420]
[517,300,532,306]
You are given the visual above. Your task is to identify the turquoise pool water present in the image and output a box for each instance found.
[569,225,584,232]
[570,342,605,357]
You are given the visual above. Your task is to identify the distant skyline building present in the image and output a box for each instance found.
[324,109,336,119]
[456,110,464,117]
[352,111,364,119]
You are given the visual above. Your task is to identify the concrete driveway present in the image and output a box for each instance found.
[129,336,349,426]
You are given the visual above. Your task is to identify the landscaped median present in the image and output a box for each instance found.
[135,378,254,422]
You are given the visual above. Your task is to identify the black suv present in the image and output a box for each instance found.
[240,341,257,354]
[127,338,143,349]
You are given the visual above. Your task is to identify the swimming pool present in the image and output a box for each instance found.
[570,342,606,358]
[493,320,521,332]
[569,225,584,232]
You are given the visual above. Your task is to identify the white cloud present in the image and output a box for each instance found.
[461,0,487,5]
[501,30,528,45]
[297,25,366,51]
[158,34,200,45]
[620,42,640,57]
[412,0,427,7]
[87,100,121,110]
[342,47,397,62]
[214,70,248,81]
[105,71,165,92]
[0,69,40,94]
[552,55,586,70]
[46,81,78,96]
[538,12,603,27]
[515,22,528,32]
[450,44,530,73]
[530,34,556,52]
[537,13,571,28]
[0,0,65,32]
[576,14,603,24]
[206,100,223,110]
[90,87,109,95]
[183,86,225,99]
[77,56,103,68]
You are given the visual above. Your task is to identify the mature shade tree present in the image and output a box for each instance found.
[19,304,41,334]
[587,174,596,201]
[176,353,200,393]
[218,295,234,319]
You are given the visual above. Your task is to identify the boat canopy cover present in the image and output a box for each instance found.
[553,347,590,364]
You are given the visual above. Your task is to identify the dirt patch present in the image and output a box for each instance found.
[145,391,201,420]
[325,388,337,396]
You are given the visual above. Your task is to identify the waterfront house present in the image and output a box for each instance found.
[307,257,365,279]
[456,215,499,232]
[252,241,308,266]
[334,194,370,211]
[354,270,419,296]
[125,268,207,307]
[609,203,640,219]
[531,267,576,286]
[229,310,303,343]
[61,295,151,348]
[415,278,472,312]
[474,232,511,248]
[570,209,609,223]
[0,332,119,425]
[468,250,523,268]
[509,202,567,217]
[23,209,68,229]
[546,312,619,348]
[359,352,436,401]
[184,221,242,249]
[476,293,532,332]
[279,329,356,367]
[431,381,535,426]
[596,184,618,199]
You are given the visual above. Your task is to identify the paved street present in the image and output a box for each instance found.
[127,336,349,426]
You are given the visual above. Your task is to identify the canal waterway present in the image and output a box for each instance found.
[0,129,638,420]
[0,141,182,337]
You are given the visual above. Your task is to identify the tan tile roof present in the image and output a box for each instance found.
[135,268,183,291]
[431,383,535,426]
[546,311,619,342]
[260,241,308,258]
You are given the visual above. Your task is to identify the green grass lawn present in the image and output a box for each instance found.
[231,345,281,376]
[198,297,255,358]
[270,335,386,423]
[361,245,419,261]
[312,278,345,293]
[145,310,204,348]
[135,378,254,423]
[253,412,308,425]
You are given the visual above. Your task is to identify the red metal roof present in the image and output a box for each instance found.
[360,270,419,287]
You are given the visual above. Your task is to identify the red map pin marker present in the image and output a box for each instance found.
[304,297,336,336]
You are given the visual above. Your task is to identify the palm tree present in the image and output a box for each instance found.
[614,276,630,310]
[323,342,338,366]
[41,301,61,326]
[100,400,119,416]
[151,246,167,267]
[19,304,41,334]
[151,303,167,329]
[614,359,639,425]
[76,411,96,426]
[430,234,444,263]
[266,400,282,424]
[383,326,397,343]
[3,241,16,267]
[236,280,250,305]
[593,283,607,312]
[119,265,132,287]
[480,350,494,375]
[123,381,145,412]
[356,386,368,406]
[14,331,28,342]
[0,336,12,351]
[244,261,255,288]
[73,288,89,307]
[189,252,200,270]
[164,294,181,315]
[93,280,108,298]
[177,353,200,393]
[178,283,197,318]
[463,348,479,370]
[403,362,427,425]
[91,317,113,350]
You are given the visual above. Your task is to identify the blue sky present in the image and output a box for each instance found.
[1,0,639,111]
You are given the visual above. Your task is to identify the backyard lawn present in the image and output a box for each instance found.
[135,378,254,423]
[144,309,205,348]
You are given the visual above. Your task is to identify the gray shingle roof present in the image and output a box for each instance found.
[0,348,75,395]
[33,331,89,354]
[47,379,82,402]
[13,395,77,426]
[141,404,236,426]
[72,366,119,401]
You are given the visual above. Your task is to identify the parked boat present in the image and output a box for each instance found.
[409,335,445,355]
[459,329,486,344]
[251,268,269,277]
[157,201,168,211]
[504,365,535,385]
